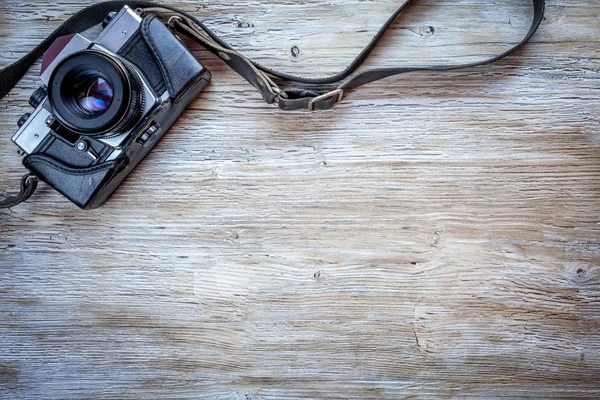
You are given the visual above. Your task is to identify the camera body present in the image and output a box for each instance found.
[12,6,211,209]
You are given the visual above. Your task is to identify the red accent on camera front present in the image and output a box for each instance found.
[41,34,75,76]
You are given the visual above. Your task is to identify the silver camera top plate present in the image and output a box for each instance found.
[94,6,143,53]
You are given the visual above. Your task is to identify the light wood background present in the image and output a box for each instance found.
[1,0,599,398]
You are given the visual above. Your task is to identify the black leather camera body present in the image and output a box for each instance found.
[11,6,211,209]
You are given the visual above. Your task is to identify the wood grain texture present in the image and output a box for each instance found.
[1,0,599,398]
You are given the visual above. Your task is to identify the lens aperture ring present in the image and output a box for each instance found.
[103,59,145,138]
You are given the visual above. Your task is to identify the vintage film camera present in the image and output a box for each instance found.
[12,6,211,209]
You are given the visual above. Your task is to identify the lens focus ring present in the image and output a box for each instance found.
[108,60,145,136]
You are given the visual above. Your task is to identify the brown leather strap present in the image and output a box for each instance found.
[149,0,545,111]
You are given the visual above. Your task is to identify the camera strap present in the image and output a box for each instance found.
[0,0,545,207]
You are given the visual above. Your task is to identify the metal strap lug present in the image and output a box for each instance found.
[167,15,184,29]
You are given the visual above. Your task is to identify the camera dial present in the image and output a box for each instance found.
[29,86,48,109]
[17,113,32,128]
[102,11,117,28]
[48,50,144,136]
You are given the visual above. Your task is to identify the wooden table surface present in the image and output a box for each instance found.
[1,0,599,398]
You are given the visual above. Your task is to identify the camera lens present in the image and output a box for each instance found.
[73,72,114,115]
[48,50,144,136]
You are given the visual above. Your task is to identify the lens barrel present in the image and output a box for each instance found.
[48,50,144,136]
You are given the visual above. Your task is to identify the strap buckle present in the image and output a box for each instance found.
[308,89,344,111]
[257,71,288,101]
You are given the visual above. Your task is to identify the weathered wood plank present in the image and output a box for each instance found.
[1,0,599,398]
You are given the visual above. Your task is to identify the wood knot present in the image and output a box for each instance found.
[0,363,19,389]
[430,231,442,247]
[419,25,435,36]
